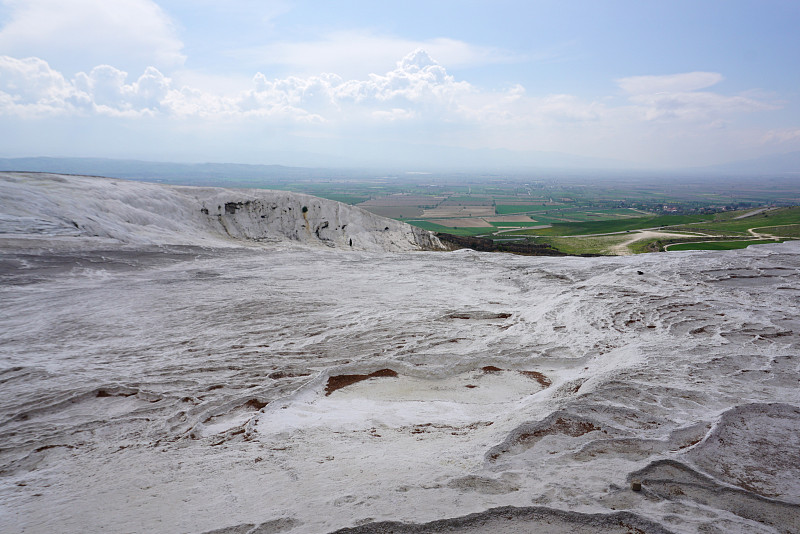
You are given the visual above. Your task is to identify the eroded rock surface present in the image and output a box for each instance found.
[0,172,446,252]
[1,173,799,533]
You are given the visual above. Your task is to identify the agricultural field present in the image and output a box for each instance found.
[405,221,495,237]
[502,214,712,237]
[356,194,444,218]
[274,173,800,255]
[420,205,496,218]
[525,234,639,255]
[495,204,558,214]
[426,218,494,228]
[667,206,800,235]
[754,224,800,237]
[485,215,544,223]
[666,239,791,251]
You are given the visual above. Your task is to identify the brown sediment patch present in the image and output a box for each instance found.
[268,370,312,379]
[518,370,552,388]
[477,366,552,388]
[406,421,493,435]
[677,437,703,450]
[448,312,512,320]
[210,427,246,446]
[34,443,76,453]
[325,369,398,396]
[552,378,586,397]
[518,417,600,441]
[244,399,268,410]
[202,398,268,425]
[94,386,139,399]
[486,411,608,461]
[96,388,138,398]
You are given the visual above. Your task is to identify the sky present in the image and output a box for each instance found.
[1,0,799,170]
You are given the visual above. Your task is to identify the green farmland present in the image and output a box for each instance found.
[753,224,800,237]
[269,173,800,256]
[668,207,800,235]
[494,204,556,214]
[407,221,494,237]
[666,239,789,251]
[506,214,712,237]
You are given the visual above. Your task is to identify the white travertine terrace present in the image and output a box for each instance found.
[1,173,798,534]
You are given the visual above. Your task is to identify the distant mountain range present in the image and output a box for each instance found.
[698,151,800,175]
[0,157,374,187]
[0,155,628,187]
[1,150,798,185]
[0,150,633,182]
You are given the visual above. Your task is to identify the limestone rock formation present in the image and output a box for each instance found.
[0,172,446,252]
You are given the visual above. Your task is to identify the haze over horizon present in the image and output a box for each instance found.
[1,0,800,171]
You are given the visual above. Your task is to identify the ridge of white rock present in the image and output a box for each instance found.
[0,172,445,252]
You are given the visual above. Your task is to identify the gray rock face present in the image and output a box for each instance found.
[0,172,446,252]
[197,189,444,251]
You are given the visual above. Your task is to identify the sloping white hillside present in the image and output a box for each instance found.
[0,172,445,252]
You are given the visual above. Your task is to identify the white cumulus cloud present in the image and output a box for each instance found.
[0,51,786,166]
[0,56,181,117]
[0,56,71,103]
[235,31,517,79]
[0,0,185,73]
[0,50,491,123]
[0,56,78,115]
[333,50,472,108]
[616,71,776,122]
[73,65,173,116]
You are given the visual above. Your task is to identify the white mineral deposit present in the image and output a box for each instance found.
[1,173,798,534]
